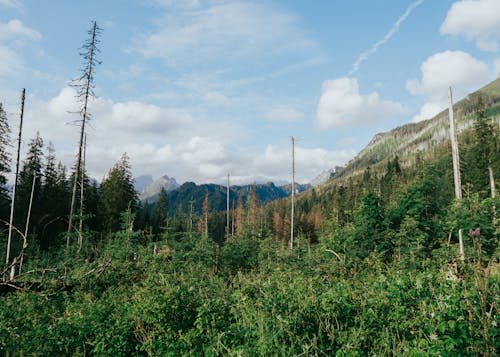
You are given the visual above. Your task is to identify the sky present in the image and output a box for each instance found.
[0,0,499,185]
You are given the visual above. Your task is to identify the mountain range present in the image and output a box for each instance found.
[133,77,500,214]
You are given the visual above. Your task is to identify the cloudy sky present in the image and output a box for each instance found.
[0,0,499,185]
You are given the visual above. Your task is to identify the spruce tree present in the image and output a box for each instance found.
[39,144,69,249]
[98,153,138,233]
[15,132,43,243]
[152,187,169,235]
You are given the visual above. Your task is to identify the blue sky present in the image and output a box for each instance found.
[0,0,499,184]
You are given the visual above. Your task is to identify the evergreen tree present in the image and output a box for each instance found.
[98,153,138,233]
[466,97,497,198]
[15,132,43,238]
[351,192,387,259]
[136,201,151,232]
[152,187,169,236]
[39,143,69,249]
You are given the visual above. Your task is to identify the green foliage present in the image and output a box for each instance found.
[98,153,138,232]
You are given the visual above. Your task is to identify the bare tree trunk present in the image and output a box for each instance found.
[18,173,36,276]
[68,21,100,248]
[5,88,25,275]
[77,134,86,254]
[448,87,464,261]
[488,166,496,199]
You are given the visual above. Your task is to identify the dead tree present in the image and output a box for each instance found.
[67,21,101,248]
[77,134,87,253]
[448,87,464,261]
[5,88,25,273]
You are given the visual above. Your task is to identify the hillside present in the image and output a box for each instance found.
[330,78,500,180]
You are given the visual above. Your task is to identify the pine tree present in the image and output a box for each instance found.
[98,153,138,233]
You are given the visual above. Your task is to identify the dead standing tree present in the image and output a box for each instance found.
[67,21,101,248]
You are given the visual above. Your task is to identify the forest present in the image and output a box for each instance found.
[0,22,499,356]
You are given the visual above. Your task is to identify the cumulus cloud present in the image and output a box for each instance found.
[315,77,405,129]
[21,87,345,185]
[266,106,305,122]
[441,0,500,52]
[245,145,355,184]
[407,50,490,121]
[495,58,500,77]
[132,1,317,66]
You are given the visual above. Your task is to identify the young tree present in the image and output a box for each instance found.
[98,153,138,233]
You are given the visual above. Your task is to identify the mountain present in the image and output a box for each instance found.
[139,175,180,201]
[143,181,307,215]
[133,175,154,194]
[324,78,500,182]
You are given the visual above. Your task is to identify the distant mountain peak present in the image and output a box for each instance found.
[137,174,180,201]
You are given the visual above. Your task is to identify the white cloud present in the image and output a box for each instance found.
[132,1,316,66]
[266,106,304,122]
[349,0,424,75]
[407,50,490,121]
[19,86,352,185]
[495,58,500,77]
[315,77,405,129]
[0,19,41,41]
[247,145,355,184]
[441,0,500,52]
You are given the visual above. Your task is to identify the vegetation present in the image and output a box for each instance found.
[0,23,498,356]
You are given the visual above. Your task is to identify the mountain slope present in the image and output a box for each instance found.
[335,78,500,180]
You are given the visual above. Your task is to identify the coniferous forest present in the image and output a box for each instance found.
[0,22,499,356]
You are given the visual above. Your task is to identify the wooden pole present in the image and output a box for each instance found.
[290,136,295,250]
[6,88,25,269]
[448,87,464,261]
